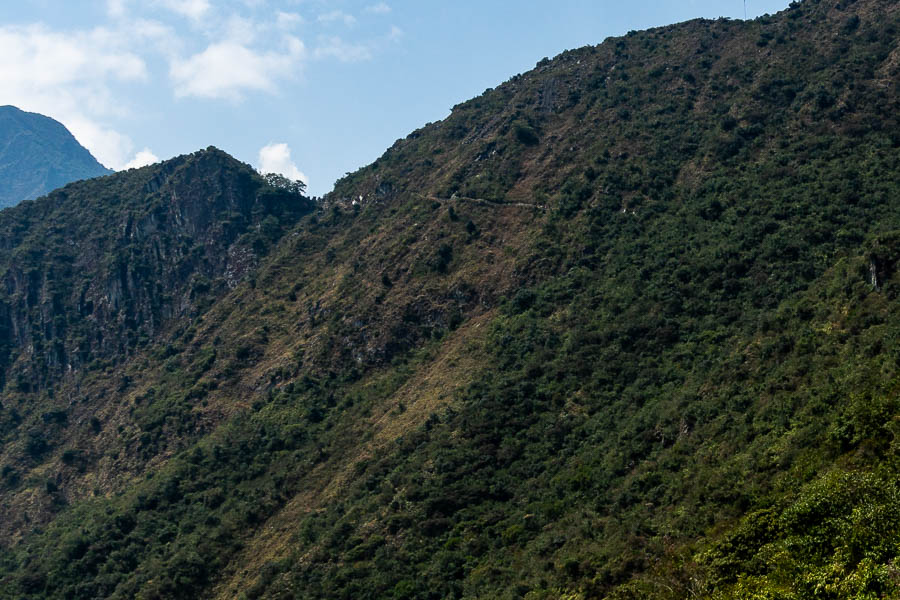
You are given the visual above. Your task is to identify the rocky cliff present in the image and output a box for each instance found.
[0,147,312,390]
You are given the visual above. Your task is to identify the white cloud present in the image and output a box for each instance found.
[0,24,146,87]
[64,117,136,170]
[122,148,160,170]
[0,24,152,169]
[107,0,127,18]
[170,36,305,100]
[314,36,371,63]
[318,10,357,27]
[224,15,263,45]
[156,0,211,21]
[258,143,308,185]
[388,25,403,41]
[0,1,392,172]
[276,11,304,30]
[128,18,183,58]
[365,3,391,14]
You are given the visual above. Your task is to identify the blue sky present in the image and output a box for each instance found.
[1,0,791,195]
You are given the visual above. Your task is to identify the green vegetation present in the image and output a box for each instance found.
[1,0,900,598]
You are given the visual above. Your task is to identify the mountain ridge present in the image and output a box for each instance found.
[1,0,900,598]
[0,106,113,209]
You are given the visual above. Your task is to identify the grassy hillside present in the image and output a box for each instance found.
[1,0,900,598]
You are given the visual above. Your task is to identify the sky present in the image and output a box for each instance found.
[0,0,792,196]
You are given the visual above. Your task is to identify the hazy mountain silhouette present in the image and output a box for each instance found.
[0,105,112,208]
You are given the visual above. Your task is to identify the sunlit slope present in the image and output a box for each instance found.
[1,0,900,598]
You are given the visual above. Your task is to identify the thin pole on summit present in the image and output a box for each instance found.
[744,0,748,19]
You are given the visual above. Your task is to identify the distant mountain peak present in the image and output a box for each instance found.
[0,105,112,209]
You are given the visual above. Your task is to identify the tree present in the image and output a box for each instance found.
[262,172,307,196]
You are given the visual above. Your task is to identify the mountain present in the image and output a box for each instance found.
[0,106,113,209]
[1,0,900,598]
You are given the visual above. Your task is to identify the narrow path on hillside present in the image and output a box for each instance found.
[423,193,546,210]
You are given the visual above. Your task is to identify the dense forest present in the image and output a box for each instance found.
[1,0,900,598]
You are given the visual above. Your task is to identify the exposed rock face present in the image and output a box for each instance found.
[0,147,313,389]
[0,106,113,209]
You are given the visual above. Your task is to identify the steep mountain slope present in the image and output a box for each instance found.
[1,0,900,598]
[0,106,113,208]
[0,148,313,540]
